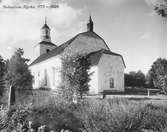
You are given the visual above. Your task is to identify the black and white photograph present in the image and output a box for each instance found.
[0,0,167,131]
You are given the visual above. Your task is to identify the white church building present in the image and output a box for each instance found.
[29,17,125,94]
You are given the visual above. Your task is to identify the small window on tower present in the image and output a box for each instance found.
[46,49,50,53]
[46,35,49,39]
[109,78,114,88]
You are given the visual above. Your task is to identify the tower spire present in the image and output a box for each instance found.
[41,17,51,42]
[89,15,93,23]
[87,14,94,32]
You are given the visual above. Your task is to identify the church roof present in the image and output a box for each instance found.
[29,36,76,66]
[29,31,111,66]
[88,49,126,67]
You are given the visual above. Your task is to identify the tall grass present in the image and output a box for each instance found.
[1,96,167,132]
[76,98,167,132]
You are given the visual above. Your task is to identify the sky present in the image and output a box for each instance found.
[0,0,167,74]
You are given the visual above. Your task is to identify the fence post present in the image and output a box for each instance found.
[147,89,150,97]
[8,85,15,108]
[72,92,77,104]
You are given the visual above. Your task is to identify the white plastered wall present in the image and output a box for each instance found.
[88,66,98,94]
[34,44,56,58]
[98,54,125,92]
[29,56,62,91]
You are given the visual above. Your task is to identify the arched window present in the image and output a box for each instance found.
[109,78,114,88]
[44,69,47,86]
[52,67,56,86]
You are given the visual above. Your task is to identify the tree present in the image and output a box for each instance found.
[145,71,154,88]
[149,58,167,94]
[0,56,6,96]
[135,70,146,87]
[6,48,33,104]
[6,48,33,90]
[60,54,91,102]
[150,0,167,18]
[129,71,137,88]
[125,73,135,87]
[125,70,146,88]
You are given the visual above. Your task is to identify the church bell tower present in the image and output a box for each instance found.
[34,18,57,58]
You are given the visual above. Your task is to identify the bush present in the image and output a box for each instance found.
[0,104,31,132]
[27,103,81,132]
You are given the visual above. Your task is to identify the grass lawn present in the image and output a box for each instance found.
[106,94,167,106]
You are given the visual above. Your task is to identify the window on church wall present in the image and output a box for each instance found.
[109,78,114,88]
[38,71,40,86]
[52,67,56,86]
[44,69,47,86]
[55,66,61,72]
[38,71,40,77]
